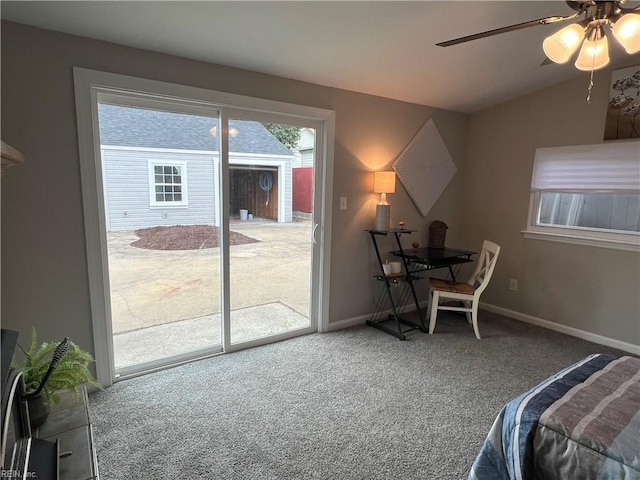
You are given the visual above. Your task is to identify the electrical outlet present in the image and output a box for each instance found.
[509,279,518,291]
[339,196,347,210]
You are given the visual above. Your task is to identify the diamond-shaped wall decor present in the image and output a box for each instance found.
[393,118,457,216]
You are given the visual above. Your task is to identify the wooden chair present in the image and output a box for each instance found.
[428,240,500,339]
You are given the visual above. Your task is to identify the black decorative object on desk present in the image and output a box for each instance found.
[428,220,448,248]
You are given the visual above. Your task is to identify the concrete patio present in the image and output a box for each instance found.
[107,218,313,368]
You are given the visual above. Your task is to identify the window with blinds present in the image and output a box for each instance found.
[524,141,640,251]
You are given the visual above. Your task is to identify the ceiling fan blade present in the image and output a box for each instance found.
[436,14,578,47]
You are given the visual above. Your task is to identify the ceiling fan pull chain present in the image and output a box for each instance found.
[586,69,595,104]
[586,39,598,104]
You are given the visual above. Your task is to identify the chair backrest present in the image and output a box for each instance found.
[466,240,500,296]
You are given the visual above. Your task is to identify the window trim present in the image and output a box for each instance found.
[147,159,189,207]
[522,141,640,252]
[523,191,640,252]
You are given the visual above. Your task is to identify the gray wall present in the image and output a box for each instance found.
[4,21,635,361]
[1,21,468,356]
[465,65,640,347]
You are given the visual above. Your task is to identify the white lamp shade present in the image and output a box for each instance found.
[543,24,585,63]
[613,14,640,54]
[574,35,610,71]
[373,171,396,194]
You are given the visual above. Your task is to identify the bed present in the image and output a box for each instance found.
[468,353,640,480]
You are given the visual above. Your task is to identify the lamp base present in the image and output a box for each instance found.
[375,204,391,231]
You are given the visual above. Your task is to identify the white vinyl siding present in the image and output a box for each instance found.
[102,147,217,231]
[102,147,293,230]
[538,192,640,233]
[298,128,315,168]
[300,149,314,168]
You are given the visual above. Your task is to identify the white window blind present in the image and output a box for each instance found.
[531,141,640,192]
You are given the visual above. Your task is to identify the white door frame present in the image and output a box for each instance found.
[74,67,335,386]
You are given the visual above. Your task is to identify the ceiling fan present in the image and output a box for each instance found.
[437,1,640,71]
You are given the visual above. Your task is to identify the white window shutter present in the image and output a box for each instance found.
[531,141,640,192]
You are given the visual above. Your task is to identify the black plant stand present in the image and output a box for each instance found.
[366,229,426,340]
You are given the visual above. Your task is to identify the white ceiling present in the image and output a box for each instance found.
[2,1,638,113]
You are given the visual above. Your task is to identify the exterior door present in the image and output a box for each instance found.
[222,114,318,349]
[97,97,224,377]
[74,68,333,386]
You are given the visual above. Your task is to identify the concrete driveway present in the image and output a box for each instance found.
[107,219,312,335]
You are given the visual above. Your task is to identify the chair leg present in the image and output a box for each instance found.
[429,290,439,334]
[471,302,481,340]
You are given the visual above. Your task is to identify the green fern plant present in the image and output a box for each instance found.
[18,328,100,404]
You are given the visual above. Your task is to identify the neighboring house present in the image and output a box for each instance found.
[292,127,315,168]
[98,104,294,231]
[292,127,315,214]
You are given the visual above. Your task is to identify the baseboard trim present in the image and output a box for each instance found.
[326,302,434,333]
[480,302,640,355]
[326,314,368,332]
[327,304,639,355]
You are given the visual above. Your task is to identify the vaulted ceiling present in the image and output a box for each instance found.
[2,1,638,113]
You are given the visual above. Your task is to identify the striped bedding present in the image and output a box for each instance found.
[468,354,640,480]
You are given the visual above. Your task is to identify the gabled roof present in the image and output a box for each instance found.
[98,104,292,156]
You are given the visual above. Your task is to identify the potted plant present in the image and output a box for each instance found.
[18,328,100,427]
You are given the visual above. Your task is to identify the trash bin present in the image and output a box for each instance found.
[240,209,249,221]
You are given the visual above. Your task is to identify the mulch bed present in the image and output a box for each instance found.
[131,225,260,251]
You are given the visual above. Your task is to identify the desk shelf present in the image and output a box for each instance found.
[392,247,475,281]
[366,230,426,340]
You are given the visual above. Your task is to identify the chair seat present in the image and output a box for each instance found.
[429,240,500,339]
[429,278,476,295]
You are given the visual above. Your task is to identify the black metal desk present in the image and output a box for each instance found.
[367,232,476,340]
[392,247,476,281]
[367,229,426,340]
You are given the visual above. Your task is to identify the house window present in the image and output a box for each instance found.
[148,160,188,206]
[523,141,640,251]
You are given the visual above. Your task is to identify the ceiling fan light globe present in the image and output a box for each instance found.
[574,35,610,71]
[543,24,584,63]
[612,14,640,54]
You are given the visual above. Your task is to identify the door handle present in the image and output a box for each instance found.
[312,223,319,245]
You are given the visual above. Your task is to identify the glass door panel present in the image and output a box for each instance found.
[226,120,315,344]
[97,100,223,374]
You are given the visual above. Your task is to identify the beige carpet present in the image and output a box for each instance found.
[92,310,627,480]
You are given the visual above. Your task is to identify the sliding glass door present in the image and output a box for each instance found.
[224,116,316,346]
[85,84,326,381]
[97,97,225,376]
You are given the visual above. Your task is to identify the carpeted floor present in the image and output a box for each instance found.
[89,310,626,479]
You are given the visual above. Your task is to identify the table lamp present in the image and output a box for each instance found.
[374,171,396,231]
